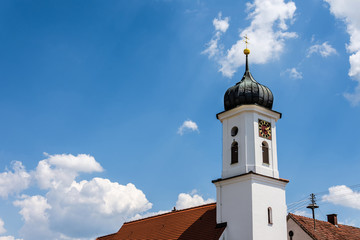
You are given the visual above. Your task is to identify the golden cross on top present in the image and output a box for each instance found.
[244,35,249,48]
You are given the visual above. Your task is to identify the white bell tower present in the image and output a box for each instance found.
[213,46,288,240]
[218,104,281,179]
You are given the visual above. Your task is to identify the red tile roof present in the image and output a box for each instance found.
[289,213,360,240]
[97,203,226,240]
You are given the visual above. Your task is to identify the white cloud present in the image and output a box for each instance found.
[131,191,214,222]
[13,195,51,223]
[0,236,23,240]
[307,41,337,57]
[177,120,199,135]
[204,0,297,78]
[202,13,229,58]
[35,153,103,190]
[0,155,212,240]
[44,178,152,238]
[13,195,53,240]
[0,161,31,199]
[175,192,214,210]
[44,153,103,173]
[293,210,311,218]
[56,178,152,217]
[325,0,360,104]
[0,218,6,234]
[0,153,152,240]
[213,12,229,33]
[344,85,360,106]
[322,185,360,210]
[282,67,303,79]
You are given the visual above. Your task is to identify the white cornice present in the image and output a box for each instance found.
[217,104,281,122]
[213,172,288,188]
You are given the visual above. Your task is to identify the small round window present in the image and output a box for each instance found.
[231,126,238,137]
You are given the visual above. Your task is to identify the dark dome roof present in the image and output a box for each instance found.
[224,55,273,111]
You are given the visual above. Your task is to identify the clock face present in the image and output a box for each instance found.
[258,119,272,140]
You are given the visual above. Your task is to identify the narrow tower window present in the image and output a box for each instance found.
[262,141,269,164]
[231,141,238,164]
[231,126,238,137]
[268,207,273,224]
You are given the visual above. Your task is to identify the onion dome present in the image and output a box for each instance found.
[224,48,273,111]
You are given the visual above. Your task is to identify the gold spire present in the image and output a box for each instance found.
[243,34,250,55]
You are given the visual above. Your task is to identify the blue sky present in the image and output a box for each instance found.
[0,0,360,239]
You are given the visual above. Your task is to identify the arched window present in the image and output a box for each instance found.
[231,141,238,164]
[262,141,269,164]
[268,207,273,224]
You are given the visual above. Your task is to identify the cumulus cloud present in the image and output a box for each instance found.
[307,41,337,57]
[64,179,151,216]
[203,0,297,78]
[322,185,360,210]
[177,120,199,135]
[0,161,31,199]
[35,153,103,190]
[13,195,53,239]
[282,67,303,79]
[175,191,214,210]
[0,153,152,240]
[13,180,152,239]
[43,153,103,173]
[45,178,152,238]
[13,195,51,223]
[325,0,360,105]
[0,218,6,234]
[1,154,213,239]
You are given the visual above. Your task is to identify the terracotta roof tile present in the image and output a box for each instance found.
[289,213,360,240]
[97,203,226,240]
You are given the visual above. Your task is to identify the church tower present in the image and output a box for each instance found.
[213,46,288,240]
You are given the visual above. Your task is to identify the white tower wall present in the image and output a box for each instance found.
[214,174,288,240]
[218,105,281,179]
[214,104,288,240]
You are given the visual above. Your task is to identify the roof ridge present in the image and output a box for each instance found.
[124,202,216,225]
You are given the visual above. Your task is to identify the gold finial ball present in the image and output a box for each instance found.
[244,48,250,55]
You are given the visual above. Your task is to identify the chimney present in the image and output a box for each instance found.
[327,214,338,225]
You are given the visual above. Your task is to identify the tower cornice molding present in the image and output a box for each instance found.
[212,171,289,188]
[216,104,282,122]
